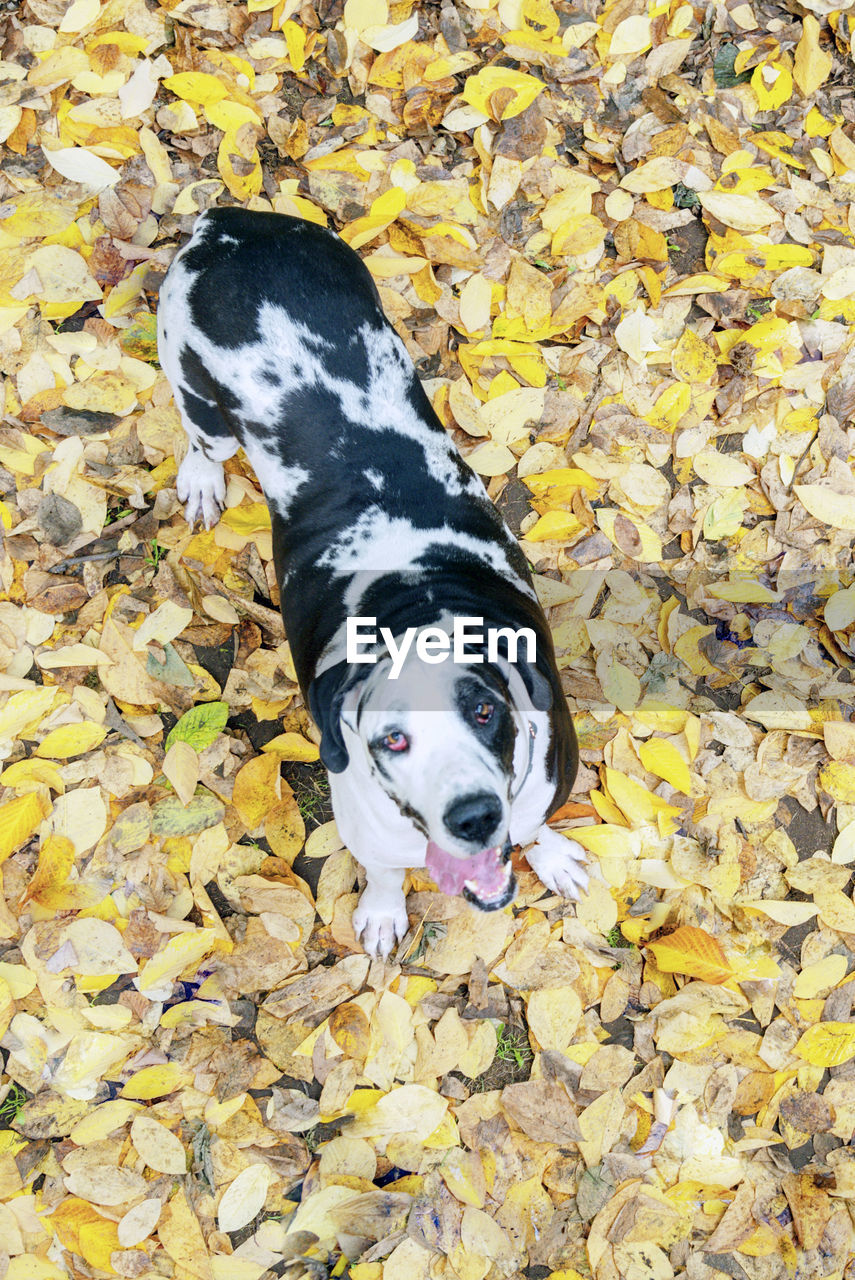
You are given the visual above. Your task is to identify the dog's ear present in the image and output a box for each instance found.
[308,665,359,773]
[483,633,553,712]
[515,654,553,711]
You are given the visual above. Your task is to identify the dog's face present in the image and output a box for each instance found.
[344,652,524,909]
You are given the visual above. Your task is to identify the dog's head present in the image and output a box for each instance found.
[310,644,552,910]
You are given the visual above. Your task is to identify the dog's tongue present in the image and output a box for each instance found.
[426,841,505,896]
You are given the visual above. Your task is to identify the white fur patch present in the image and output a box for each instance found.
[241,441,310,520]
[322,506,534,586]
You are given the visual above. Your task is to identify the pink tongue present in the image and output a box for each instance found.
[426,841,505,896]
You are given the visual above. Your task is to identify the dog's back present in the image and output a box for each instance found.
[158,210,536,676]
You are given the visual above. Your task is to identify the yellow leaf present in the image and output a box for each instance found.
[347,1084,448,1140]
[462,67,544,121]
[458,272,492,335]
[794,19,832,96]
[806,105,834,137]
[122,1062,193,1100]
[751,61,792,110]
[526,985,583,1053]
[261,732,320,762]
[550,213,605,257]
[282,20,306,71]
[0,791,50,862]
[620,155,686,193]
[832,819,855,864]
[795,485,855,530]
[136,929,219,998]
[205,99,262,131]
[647,926,732,984]
[596,509,662,562]
[19,835,75,907]
[218,1164,273,1233]
[464,440,516,477]
[18,245,101,304]
[662,272,729,297]
[634,701,689,733]
[1,757,64,793]
[264,795,306,861]
[59,0,100,32]
[132,601,194,652]
[232,752,282,828]
[638,739,692,793]
[0,687,60,740]
[671,327,717,383]
[163,740,199,806]
[158,1189,213,1280]
[343,0,387,32]
[598,658,640,714]
[34,722,106,760]
[819,760,855,803]
[741,899,817,925]
[608,13,651,58]
[821,722,855,760]
[163,71,228,105]
[48,1199,121,1273]
[605,768,683,827]
[340,187,407,250]
[794,1021,855,1068]
[693,452,753,486]
[440,1148,486,1208]
[523,467,600,500]
[64,372,137,414]
[525,510,582,543]
[614,309,660,364]
[646,381,691,431]
[698,191,781,232]
[703,490,746,540]
[707,580,780,604]
[304,819,344,859]
[328,1001,370,1060]
[218,127,262,201]
[219,502,271,535]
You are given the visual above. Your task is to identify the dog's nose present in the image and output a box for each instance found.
[443,792,503,845]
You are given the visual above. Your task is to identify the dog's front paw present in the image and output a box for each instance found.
[177,450,226,529]
[526,826,588,900]
[352,889,408,960]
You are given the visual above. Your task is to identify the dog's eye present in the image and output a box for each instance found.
[383,731,409,752]
[474,702,494,725]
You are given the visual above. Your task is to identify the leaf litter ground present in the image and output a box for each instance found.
[2,0,855,1277]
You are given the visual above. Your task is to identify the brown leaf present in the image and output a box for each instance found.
[500,1081,583,1144]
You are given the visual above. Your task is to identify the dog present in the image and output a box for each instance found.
[157,208,587,958]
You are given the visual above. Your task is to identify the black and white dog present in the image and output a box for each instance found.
[157,208,587,957]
